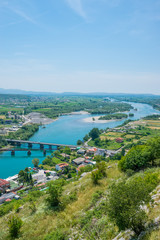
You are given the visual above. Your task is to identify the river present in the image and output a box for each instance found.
[0,102,159,179]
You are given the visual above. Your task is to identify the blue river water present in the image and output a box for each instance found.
[0,102,159,179]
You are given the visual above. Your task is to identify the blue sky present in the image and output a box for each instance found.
[0,0,160,94]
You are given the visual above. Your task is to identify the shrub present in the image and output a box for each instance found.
[107,172,159,235]
[8,215,23,238]
[118,145,150,171]
[91,170,101,185]
[46,181,62,208]
[44,229,68,240]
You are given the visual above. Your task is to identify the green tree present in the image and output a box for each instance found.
[94,155,104,162]
[89,128,100,140]
[54,150,61,157]
[118,145,150,171]
[146,137,160,165]
[8,215,23,238]
[68,173,72,178]
[94,137,100,146]
[46,172,51,177]
[29,201,37,214]
[91,170,101,185]
[96,161,107,177]
[107,173,159,235]
[32,158,39,168]
[63,147,71,155]
[46,181,62,208]
[24,167,29,173]
[83,134,89,142]
[77,139,83,145]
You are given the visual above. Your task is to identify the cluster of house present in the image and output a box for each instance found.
[0,111,23,135]
[0,178,21,204]
[32,169,59,184]
[55,147,117,174]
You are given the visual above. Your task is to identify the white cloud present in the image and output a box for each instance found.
[65,0,86,19]
[8,6,36,24]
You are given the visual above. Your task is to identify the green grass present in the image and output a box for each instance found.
[0,161,123,240]
[88,139,122,150]
[52,157,63,164]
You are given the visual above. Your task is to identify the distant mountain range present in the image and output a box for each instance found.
[0,88,157,97]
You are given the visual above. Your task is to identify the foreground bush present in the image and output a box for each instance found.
[119,137,160,172]
[46,181,62,208]
[8,215,23,239]
[107,171,159,235]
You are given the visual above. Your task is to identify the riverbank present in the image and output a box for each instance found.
[26,112,57,125]
[62,111,89,116]
[0,101,160,179]
[83,116,123,123]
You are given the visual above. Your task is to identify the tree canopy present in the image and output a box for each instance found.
[107,172,159,235]
[118,137,160,172]
[89,128,100,140]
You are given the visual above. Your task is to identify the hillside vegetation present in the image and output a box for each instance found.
[0,137,160,240]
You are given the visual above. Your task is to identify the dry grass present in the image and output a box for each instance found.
[144,120,160,129]
[0,115,6,119]
[0,161,123,240]
[125,134,135,139]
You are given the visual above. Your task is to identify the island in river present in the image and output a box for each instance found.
[83,113,128,123]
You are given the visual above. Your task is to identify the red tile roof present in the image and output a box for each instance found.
[57,163,69,168]
[37,183,46,187]
[0,179,9,187]
[5,198,11,202]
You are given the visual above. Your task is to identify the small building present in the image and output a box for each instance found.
[71,147,77,151]
[60,153,70,159]
[77,149,86,155]
[37,183,46,188]
[44,170,51,174]
[115,138,124,143]
[95,149,106,157]
[0,192,18,204]
[87,148,97,155]
[85,156,92,160]
[44,170,57,176]
[72,157,85,165]
[55,163,69,171]
[76,164,85,174]
[0,197,5,204]
[84,160,96,165]
[107,150,117,157]
[0,179,10,193]
[0,129,7,135]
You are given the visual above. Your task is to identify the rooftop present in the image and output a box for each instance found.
[73,157,85,165]
[57,163,69,167]
[0,179,9,187]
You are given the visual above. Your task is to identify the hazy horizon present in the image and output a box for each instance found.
[0,0,160,94]
[0,87,160,96]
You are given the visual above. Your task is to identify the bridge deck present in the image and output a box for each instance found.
[0,148,51,152]
[6,139,78,148]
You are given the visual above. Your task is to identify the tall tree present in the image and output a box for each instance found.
[32,158,39,167]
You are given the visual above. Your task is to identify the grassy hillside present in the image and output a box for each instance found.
[0,162,122,240]
[1,159,160,240]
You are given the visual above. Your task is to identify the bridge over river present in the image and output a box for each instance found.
[4,139,78,156]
